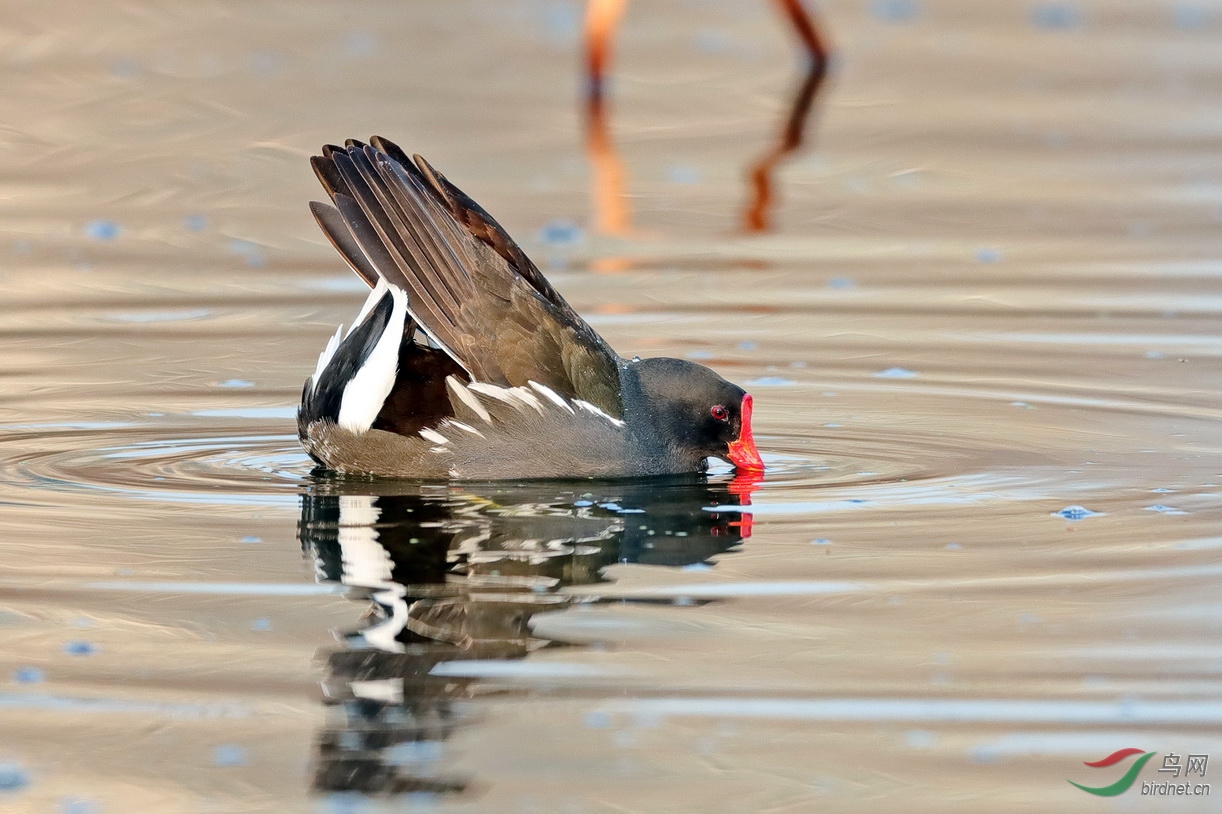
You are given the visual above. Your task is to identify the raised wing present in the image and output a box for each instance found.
[309,139,623,418]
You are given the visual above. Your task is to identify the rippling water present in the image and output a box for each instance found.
[2,1,1221,811]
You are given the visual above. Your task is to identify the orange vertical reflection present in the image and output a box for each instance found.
[743,0,830,232]
[582,0,830,237]
[583,0,631,236]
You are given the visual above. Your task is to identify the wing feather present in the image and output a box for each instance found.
[309,140,624,417]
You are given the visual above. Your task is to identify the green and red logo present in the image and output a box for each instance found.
[1068,748,1157,796]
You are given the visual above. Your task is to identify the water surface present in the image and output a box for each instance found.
[1,1,1220,811]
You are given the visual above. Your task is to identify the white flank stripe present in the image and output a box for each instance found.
[529,381,575,413]
[419,428,449,445]
[512,387,544,413]
[448,421,485,438]
[337,288,407,433]
[346,278,388,338]
[468,382,544,414]
[575,399,626,427]
[467,382,515,402]
[310,325,344,393]
[446,377,492,423]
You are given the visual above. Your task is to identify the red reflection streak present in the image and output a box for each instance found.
[727,470,764,538]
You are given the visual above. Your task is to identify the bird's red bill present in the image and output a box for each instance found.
[726,393,765,472]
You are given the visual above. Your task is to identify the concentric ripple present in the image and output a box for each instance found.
[0,424,311,506]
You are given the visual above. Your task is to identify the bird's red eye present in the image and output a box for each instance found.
[710,404,729,421]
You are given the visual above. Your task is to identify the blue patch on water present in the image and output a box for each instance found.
[693,28,730,54]
[58,797,100,814]
[217,379,253,388]
[250,618,271,632]
[183,214,207,232]
[0,762,28,792]
[384,740,442,766]
[972,744,1001,763]
[191,406,295,419]
[62,641,97,656]
[598,502,622,511]
[1146,504,1187,515]
[870,0,920,22]
[85,581,341,596]
[12,667,44,684]
[976,247,1002,263]
[537,219,582,245]
[344,30,378,57]
[686,350,713,360]
[823,423,841,428]
[573,500,593,507]
[318,792,374,814]
[738,341,757,351]
[111,58,139,79]
[84,220,119,241]
[586,710,611,729]
[666,165,702,185]
[681,563,712,572]
[1052,505,1101,520]
[811,538,830,546]
[541,2,580,46]
[873,367,918,378]
[745,376,794,387]
[1172,5,1207,30]
[1145,350,1166,359]
[240,536,261,544]
[946,543,961,550]
[1031,3,1083,29]
[212,744,247,767]
[250,51,283,77]
[228,239,265,267]
[827,277,854,289]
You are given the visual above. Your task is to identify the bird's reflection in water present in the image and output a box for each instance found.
[299,474,759,797]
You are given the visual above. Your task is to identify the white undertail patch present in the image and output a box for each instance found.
[337,287,408,434]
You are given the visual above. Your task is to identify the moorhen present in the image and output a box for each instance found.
[298,137,765,480]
